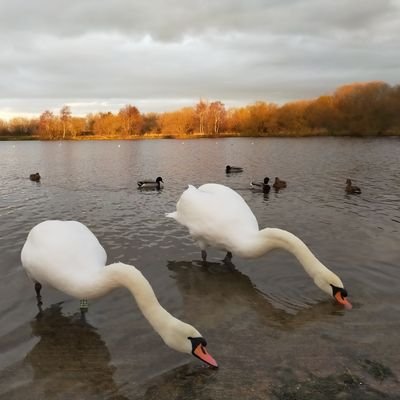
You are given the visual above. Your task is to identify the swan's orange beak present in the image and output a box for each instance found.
[335,291,352,309]
[193,344,218,368]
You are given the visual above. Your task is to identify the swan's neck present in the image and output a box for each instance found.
[245,228,331,279]
[99,263,178,340]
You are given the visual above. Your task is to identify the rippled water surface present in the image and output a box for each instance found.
[0,138,399,399]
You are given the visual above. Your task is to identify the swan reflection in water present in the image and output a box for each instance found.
[133,260,346,400]
[25,303,128,400]
[166,260,343,331]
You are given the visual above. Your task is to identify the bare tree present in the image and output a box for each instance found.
[195,100,208,134]
[60,106,72,139]
[209,101,226,134]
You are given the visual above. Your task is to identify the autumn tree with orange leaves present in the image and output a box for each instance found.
[2,81,400,139]
[38,110,59,139]
[158,107,195,135]
[118,105,143,136]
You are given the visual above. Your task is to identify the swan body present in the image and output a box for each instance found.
[137,176,163,189]
[345,179,361,194]
[167,184,351,308]
[21,220,217,367]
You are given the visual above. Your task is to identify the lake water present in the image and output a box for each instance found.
[0,137,399,399]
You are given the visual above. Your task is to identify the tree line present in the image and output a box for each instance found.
[1,81,400,140]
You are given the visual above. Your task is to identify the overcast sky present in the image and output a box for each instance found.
[0,0,399,120]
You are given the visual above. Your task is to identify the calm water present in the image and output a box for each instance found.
[0,137,399,399]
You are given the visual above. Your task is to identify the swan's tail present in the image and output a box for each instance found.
[165,211,178,220]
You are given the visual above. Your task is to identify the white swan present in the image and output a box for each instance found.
[21,220,218,367]
[166,184,352,309]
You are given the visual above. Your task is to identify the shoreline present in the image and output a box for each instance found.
[1,132,400,141]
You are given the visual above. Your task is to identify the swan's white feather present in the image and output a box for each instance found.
[21,220,107,298]
[168,184,258,252]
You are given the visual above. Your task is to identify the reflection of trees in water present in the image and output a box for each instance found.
[25,303,128,400]
[167,260,339,331]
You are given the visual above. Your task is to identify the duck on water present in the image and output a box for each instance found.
[225,165,243,173]
[137,177,164,190]
[251,177,271,193]
[30,173,41,182]
[345,179,361,194]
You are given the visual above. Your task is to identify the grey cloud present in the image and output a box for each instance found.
[1,0,397,40]
[0,0,399,118]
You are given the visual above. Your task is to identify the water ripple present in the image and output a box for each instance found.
[1,138,400,396]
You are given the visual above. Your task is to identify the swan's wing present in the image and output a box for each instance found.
[197,183,243,197]
[21,220,107,288]
[171,184,259,245]
[165,211,178,219]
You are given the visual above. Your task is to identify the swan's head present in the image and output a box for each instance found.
[162,321,218,368]
[156,177,163,183]
[263,177,270,184]
[314,271,352,309]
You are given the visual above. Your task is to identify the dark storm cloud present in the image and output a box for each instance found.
[0,0,399,117]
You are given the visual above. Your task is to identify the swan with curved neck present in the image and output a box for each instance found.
[166,183,351,309]
[21,220,218,367]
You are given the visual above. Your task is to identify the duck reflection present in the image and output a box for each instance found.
[25,303,127,400]
[167,260,340,331]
